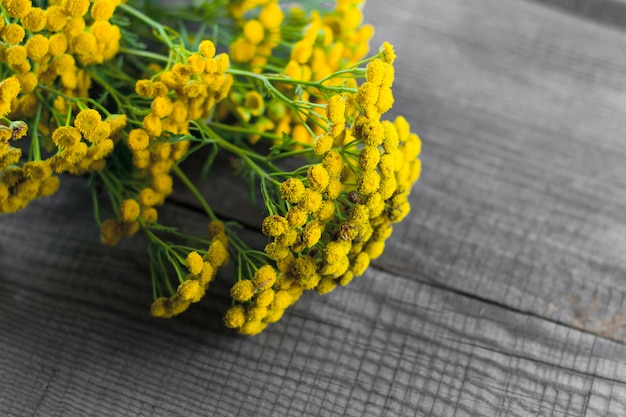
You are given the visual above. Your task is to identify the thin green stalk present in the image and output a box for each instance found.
[171,163,217,221]
[30,102,43,161]
[118,3,177,50]
[119,47,170,63]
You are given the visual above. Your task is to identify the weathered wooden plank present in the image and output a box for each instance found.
[1,178,625,417]
[362,0,626,343]
[530,0,626,29]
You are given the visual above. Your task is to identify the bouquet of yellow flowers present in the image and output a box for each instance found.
[0,0,421,335]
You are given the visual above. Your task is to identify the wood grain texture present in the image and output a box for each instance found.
[364,0,626,344]
[2,0,626,416]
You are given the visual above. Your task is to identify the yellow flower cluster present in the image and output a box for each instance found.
[221,1,374,146]
[228,0,284,72]
[231,48,422,332]
[100,40,233,242]
[49,108,124,175]
[0,1,421,336]
[0,0,123,214]
[3,0,121,113]
[0,110,60,213]
[150,221,229,318]
[224,264,303,335]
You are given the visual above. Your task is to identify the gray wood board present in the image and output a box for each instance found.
[2,0,626,416]
[2,178,626,416]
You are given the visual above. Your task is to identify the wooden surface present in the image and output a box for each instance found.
[2,0,626,415]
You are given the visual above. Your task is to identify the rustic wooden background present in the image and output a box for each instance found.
[2,0,626,415]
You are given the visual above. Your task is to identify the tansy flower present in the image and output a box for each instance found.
[142,113,162,137]
[91,0,116,21]
[119,198,140,223]
[262,215,288,237]
[224,305,246,328]
[254,289,275,307]
[74,109,102,135]
[357,169,381,195]
[127,128,149,151]
[25,35,49,61]
[52,126,82,148]
[21,7,47,32]
[23,161,51,181]
[6,46,28,70]
[380,41,396,64]
[243,19,265,45]
[186,54,205,74]
[45,6,68,32]
[176,280,200,301]
[186,251,204,275]
[302,189,322,213]
[2,24,26,44]
[359,145,381,171]
[280,178,305,204]
[151,96,173,118]
[64,0,90,17]
[300,221,322,248]
[5,0,32,18]
[259,2,284,28]
[198,40,216,59]
[252,265,277,289]
[244,90,265,116]
[206,239,228,267]
[322,151,344,178]
[63,16,86,38]
[326,95,346,124]
[230,280,255,302]
[47,34,68,56]
[286,206,308,228]
[139,207,158,223]
[315,277,337,295]
[307,165,330,192]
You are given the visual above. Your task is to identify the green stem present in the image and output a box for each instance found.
[171,163,217,221]
[209,121,283,142]
[119,46,170,63]
[118,3,177,50]
[88,68,124,111]
[30,102,42,161]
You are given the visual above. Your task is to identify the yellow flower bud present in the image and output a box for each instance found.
[119,198,140,223]
[252,265,277,289]
[379,41,396,64]
[314,133,333,155]
[307,165,330,192]
[231,280,255,302]
[74,109,102,136]
[357,169,380,195]
[254,289,275,308]
[301,221,322,248]
[150,297,172,318]
[243,19,265,45]
[52,126,82,148]
[177,279,200,301]
[5,0,32,18]
[224,305,246,329]
[322,151,344,178]
[262,215,288,237]
[186,251,204,275]
[280,178,305,204]
[207,239,228,267]
[247,305,268,322]
[315,277,337,295]
[100,218,122,246]
[199,40,216,59]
